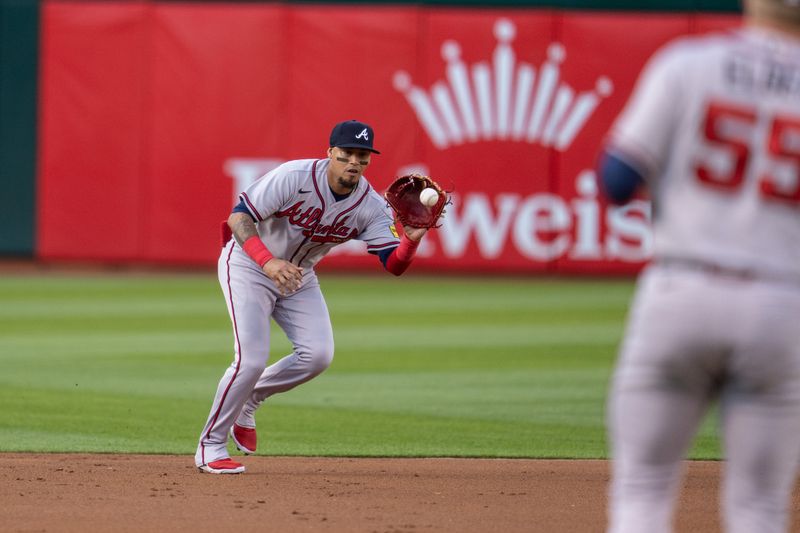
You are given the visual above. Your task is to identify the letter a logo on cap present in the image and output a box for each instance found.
[330,120,380,153]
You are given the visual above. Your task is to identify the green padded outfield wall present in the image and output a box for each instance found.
[0,0,38,256]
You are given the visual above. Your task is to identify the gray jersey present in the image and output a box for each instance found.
[610,28,800,278]
[238,158,400,269]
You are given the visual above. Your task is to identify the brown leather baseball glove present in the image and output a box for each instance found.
[384,174,448,229]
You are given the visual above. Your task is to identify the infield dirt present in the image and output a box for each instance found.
[5,454,792,532]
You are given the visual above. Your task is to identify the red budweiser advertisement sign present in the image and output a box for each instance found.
[37,3,739,273]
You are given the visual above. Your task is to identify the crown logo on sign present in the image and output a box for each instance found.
[393,19,613,151]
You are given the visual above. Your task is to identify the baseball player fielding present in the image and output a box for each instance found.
[195,119,434,474]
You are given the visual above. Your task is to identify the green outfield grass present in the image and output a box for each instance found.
[0,272,721,459]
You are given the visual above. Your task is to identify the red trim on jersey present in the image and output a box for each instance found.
[200,241,242,465]
[297,243,325,266]
[294,162,374,267]
[332,187,370,223]
[299,186,371,266]
[240,192,264,222]
[367,240,401,251]
[289,160,326,263]
[310,159,327,212]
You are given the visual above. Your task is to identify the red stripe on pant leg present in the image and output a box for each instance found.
[201,241,243,464]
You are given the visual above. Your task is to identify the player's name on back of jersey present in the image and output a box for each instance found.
[726,55,800,95]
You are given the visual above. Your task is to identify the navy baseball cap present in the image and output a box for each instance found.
[329,120,380,154]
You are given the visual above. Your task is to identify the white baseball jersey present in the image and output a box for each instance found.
[609,27,800,278]
[238,158,399,268]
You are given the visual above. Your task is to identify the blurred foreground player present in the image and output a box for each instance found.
[599,1,800,531]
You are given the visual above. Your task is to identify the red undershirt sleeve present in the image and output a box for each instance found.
[384,235,419,276]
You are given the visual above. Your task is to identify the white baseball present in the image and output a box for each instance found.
[419,187,439,207]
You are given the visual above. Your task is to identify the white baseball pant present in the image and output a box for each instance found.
[195,241,334,467]
[607,265,800,533]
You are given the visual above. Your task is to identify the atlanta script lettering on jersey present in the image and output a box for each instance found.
[275,201,358,243]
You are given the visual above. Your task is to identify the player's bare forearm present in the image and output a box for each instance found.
[228,212,259,246]
[403,226,428,242]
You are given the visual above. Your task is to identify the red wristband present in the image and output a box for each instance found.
[242,236,273,267]
[395,234,419,262]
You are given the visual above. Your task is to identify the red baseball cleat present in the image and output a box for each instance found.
[198,458,245,474]
[230,423,257,455]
